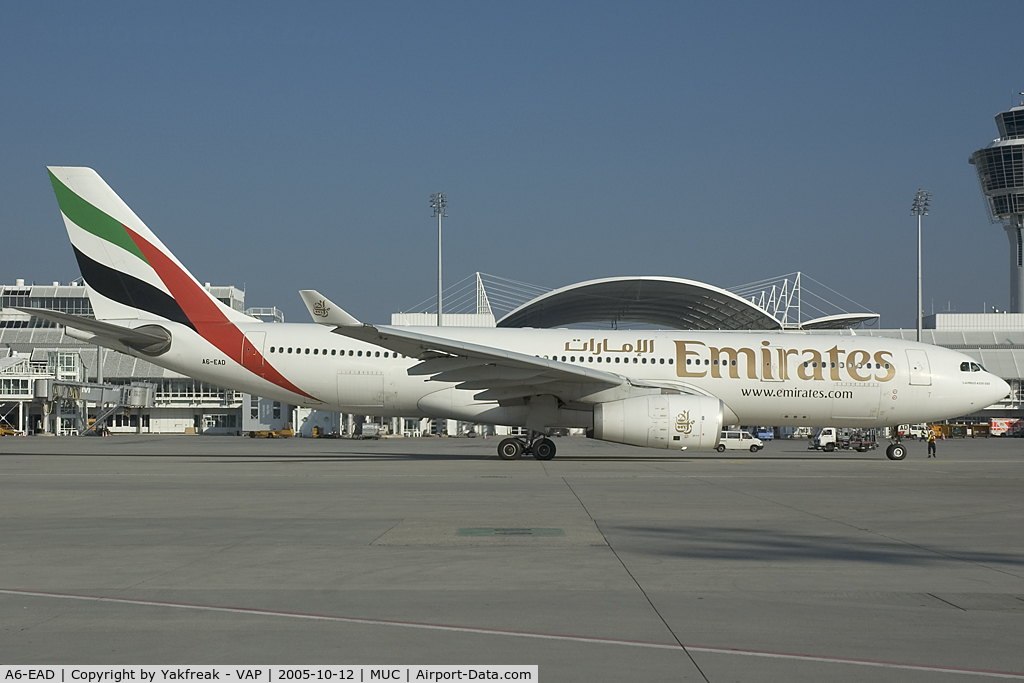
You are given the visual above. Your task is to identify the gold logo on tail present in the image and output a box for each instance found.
[313,299,330,317]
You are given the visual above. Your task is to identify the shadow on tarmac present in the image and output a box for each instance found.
[0,451,888,463]
[608,524,1024,567]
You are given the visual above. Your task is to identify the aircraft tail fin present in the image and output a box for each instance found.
[46,166,252,326]
[299,290,361,326]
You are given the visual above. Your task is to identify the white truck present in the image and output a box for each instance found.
[897,424,929,440]
[809,427,878,452]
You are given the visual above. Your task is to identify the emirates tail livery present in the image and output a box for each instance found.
[26,167,1010,461]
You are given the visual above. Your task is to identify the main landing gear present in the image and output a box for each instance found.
[885,427,908,461]
[497,432,557,461]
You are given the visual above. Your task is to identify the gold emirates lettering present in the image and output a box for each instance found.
[673,340,895,383]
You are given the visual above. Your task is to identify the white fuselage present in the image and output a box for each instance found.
[130,322,1009,429]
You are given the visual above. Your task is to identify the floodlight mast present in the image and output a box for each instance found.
[430,192,448,326]
[911,189,932,342]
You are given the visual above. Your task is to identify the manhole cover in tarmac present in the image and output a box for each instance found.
[457,527,565,537]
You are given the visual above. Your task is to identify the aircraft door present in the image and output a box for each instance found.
[242,332,267,376]
[760,346,785,382]
[831,385,881,420]
[906,349,931,386]
[338,371,384,407]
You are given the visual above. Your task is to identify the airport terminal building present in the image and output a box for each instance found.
[0,280,263,436]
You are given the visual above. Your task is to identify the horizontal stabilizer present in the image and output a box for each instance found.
[298,290,361,326]
[16,307,171,356]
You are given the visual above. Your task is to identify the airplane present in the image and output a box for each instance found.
[23,166,1011,461]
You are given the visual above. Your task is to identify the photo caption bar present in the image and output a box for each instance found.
[0,667,537,683]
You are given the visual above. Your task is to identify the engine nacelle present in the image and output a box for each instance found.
[592,394,723,450]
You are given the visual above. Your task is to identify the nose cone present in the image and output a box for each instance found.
[989,375,1012,405]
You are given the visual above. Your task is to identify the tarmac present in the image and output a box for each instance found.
[1,434,1022,681]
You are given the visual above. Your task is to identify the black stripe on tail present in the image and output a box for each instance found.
[73,246,195,330]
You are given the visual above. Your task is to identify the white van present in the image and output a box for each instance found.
[717,430,764,452]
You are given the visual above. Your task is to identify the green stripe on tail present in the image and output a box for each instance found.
[48,169,148,263]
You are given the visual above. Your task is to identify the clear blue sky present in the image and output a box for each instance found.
[2,1,1022,327]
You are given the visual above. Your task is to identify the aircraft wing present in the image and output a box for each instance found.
[299,290,624,400]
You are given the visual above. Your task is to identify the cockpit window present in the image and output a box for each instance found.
[961,361,986,372]
[971,362,984,372]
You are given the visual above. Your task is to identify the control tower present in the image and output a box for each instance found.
[970,103,1024,312]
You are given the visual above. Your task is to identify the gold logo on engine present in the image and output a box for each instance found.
[313,299,330,317]
[675,411,694,434]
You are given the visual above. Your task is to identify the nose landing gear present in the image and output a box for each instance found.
[885,428,908,460]
[496,431,557,461]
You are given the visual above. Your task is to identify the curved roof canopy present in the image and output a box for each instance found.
[799,313,880,330]
[497,276,783,330]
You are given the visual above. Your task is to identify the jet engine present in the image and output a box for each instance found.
[592,394,723,450]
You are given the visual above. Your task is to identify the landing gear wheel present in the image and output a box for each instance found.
[824,442,836,452]
[497,438,523,460]
[716,444,726,452]
[532,438,556,460]
[886,443,907,460]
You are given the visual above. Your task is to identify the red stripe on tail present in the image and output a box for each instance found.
[123,226,319,401]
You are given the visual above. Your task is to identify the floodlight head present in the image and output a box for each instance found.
[911,189,931,217]
[430,192,448,217]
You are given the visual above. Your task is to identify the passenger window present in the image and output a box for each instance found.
[659,358,664,364]
[358,351,363,357]
[615,357,620,363]
[384,352,389,358]
[668,358,673,364]
[349,350,353,356]
[331,350,336,356]
[570,356,575,362]
[375,351,380,357]
[588,357,593,362]
[287,347,293,354]
[642,358,647,364]
[304,348,309,354]
[313,349,318,355]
